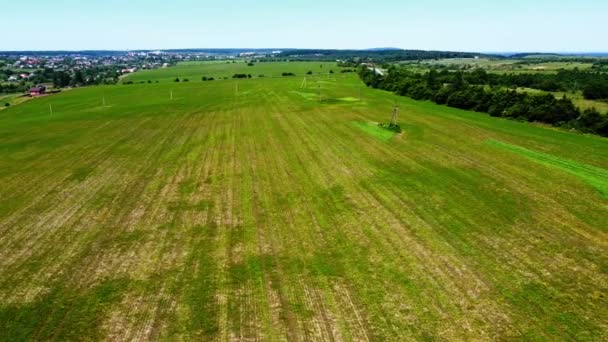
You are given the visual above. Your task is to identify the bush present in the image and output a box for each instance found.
[247,62,255,66]
[233,74,248,79]
[183,78,189,82]
[4,103,9,107]
[282,72,295,77]
[147,80,152,83]
[379,122,402,133]
[307,71,313,75]
[174,78,180,82]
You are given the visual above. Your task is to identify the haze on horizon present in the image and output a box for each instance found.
[1,0,606,52]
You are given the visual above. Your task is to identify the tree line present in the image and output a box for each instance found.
[359,67,608,137]
[416,68,608,100]
[1,67,122,94]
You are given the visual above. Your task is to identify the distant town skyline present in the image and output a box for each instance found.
[1,0,606,52]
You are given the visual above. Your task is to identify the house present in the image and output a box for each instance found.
[29,85,46,96]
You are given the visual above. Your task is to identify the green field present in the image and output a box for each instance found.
[124,61,342,83]
[1,62,607,340]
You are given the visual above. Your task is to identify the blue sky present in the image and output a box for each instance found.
[1,0,606,52]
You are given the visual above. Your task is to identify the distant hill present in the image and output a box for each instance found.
[363,47,403,51]
[506,53,563,58]
[501,52,608,58]
[278,49,501,62]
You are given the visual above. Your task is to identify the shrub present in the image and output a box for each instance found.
[183,78,189,82]
[247,62,255,66]
[4,103,9,107]
[379,122,402,133]
[174,78,180,82]
[282,72,295,77]
[307,71,313,75]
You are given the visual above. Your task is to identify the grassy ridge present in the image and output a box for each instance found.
[1,62,607,340]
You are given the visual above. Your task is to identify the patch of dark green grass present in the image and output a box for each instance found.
[352,121,396,142]
[0,278,129,341]
[501,282,602,340]
[66,166,94,182]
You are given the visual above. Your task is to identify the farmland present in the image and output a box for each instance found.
[123,61,342,83]
[1,62,607,340]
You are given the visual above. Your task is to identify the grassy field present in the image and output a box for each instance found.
[1,62,607,340]
[0,93,31,110]
[123,61,342,83]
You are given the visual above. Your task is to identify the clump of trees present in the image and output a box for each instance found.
[359,67,608,137]
[583,82,608,100]
[232,74,251,79]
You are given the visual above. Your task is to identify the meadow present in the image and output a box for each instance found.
[1,61,607,340]
[123,61,342,83]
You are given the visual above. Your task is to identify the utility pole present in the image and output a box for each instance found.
[391,103,399,126]
[317,83,321,102]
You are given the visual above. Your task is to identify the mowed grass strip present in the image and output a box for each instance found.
[487,139,608,197]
